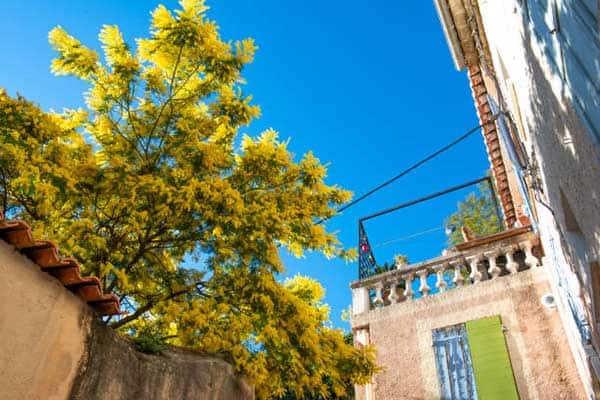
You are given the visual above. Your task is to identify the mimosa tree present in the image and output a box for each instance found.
[0,1,376,397]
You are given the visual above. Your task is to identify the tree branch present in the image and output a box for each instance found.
[109,281,206,329]
[145,44,185,157]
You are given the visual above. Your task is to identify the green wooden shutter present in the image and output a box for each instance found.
[465,316,520,400]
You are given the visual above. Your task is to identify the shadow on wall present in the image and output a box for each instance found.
[517,7,600,265]
[525,1,600,144]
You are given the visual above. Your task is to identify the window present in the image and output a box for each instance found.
[528,0,565,78]
[433,324,478,399]
[433,317,520,400]
[547,235,591,343]
[519,0,531,21]
[532,0,600,142]
[560,189,590,276]
[561,189,599,336]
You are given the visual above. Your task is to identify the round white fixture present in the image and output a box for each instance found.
[541,293,557,309]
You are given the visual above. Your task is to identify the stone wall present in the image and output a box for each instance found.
[0,240,253,400]
[352,268,585,399]
[475,1,600,396]
[70,319,254,400]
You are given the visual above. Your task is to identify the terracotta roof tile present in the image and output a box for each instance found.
[0,211,120,316]
[468,64,517,227]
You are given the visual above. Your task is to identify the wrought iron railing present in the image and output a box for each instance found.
[357,176,503,280]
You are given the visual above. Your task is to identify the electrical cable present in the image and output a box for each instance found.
[359,176,491,222]
[373,226,444,248]
[316,114,501,224]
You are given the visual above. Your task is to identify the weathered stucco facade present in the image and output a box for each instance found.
[351,227,585,399]
[352,268,584,400]
[0,240,253,400]
[461,0,600,397]
[351,1,598,398]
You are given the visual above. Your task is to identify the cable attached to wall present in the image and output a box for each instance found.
[317,114,502,224]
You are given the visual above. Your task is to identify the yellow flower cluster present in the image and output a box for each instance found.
[0,1,377,397]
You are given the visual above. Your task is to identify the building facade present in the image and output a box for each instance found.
[351,0,600,398]
[352,229,585,399]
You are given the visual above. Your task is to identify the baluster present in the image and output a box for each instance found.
[374,282,384,308]
[505,246,519,274]
[452,261,465,286]
[486,250,501,279]
[468,255,483,283]
[397,278,407,302]
[522,241,540,268]
[403,273,415,300]
[388,279,400,304]
[435,264,448,293]
[418,269,430,297]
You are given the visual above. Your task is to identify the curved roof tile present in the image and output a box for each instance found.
[0,211,120,316]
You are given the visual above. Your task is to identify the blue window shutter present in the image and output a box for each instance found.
[528,0,565,76]
[529,0,600,142]
[556,0,600,142]
[433,324,478,400]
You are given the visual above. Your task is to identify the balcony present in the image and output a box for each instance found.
[351,226,541,315]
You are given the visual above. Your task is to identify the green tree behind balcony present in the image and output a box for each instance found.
[445,183,503,246]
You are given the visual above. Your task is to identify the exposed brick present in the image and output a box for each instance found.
[468,64,517,228]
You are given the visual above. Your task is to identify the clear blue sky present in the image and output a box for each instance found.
[0,0,491,329]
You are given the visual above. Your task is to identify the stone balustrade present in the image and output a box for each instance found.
[351,227,541,315]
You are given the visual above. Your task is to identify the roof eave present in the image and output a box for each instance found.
[434,0,467,71]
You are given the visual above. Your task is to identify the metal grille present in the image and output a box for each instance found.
[433,324,478,400]
[358,221,377,279]
[356,176,503,281]
[548,237,591,343]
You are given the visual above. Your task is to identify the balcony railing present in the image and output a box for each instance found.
[351,226,541,315]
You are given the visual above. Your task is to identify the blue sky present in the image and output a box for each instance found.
[0,0,491,329]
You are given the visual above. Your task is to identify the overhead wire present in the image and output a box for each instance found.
[373,226,444,248]
[316,113,501,224]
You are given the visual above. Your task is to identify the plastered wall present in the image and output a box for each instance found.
[476,1,600,396]
[352,268,585,399]
[0,240,253,400]
[0,240,91,400]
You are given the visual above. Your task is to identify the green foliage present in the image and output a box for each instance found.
[445,183,503,246]
[132,327,171,354]
[0,1,376,397]
[373,263,394,275]
[373,254,408,275]
[280,332,358,400]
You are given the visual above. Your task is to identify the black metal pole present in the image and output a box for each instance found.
[485,176,506,232]
[359,177,490,223]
